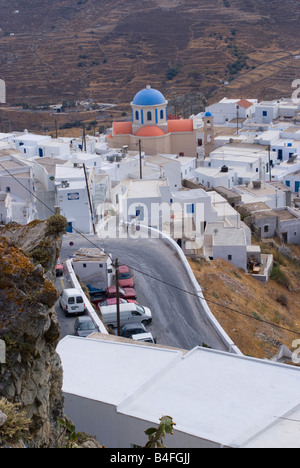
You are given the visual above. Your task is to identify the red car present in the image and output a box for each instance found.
[106,286,137,300]
[118,265,134,288]
[56,258,63,277]
[99,298,128,307]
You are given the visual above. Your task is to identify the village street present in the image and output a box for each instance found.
[56,231,230,352]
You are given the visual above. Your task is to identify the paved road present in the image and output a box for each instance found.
[57,232,229,352]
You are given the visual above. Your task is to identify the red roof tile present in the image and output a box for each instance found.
[113,122,133,135]
[135,126,166,137]
[167,119,193,133]
[237,99,253,110]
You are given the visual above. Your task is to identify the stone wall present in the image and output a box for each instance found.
[0,219,65,447]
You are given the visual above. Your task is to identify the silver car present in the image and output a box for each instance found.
[74,316,99,337]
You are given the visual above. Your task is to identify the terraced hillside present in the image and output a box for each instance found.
[0,0,299,109]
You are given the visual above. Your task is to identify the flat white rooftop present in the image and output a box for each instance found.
[205,222,246,246]
[57,336,300,448]
[57,336,182,406]
[126,179,169,198]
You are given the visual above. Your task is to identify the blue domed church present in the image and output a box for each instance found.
[107,85,197,157]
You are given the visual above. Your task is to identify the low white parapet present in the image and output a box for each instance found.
[64,259,108,334]
[136,224,242,355]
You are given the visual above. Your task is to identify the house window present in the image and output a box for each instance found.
[147,111,152,121]
[135,206,144,221]
[83,264,87,268]
[263,111,268,117]
[179,152,184,156]
[228,255,232,261]
[186,204,195,214]
[264,226,269,233]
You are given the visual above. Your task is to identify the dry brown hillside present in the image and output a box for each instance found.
[190,242,300,360]
[0,0,299,113]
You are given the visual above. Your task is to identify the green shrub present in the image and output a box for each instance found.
[46,215,68,237]
[270,265,291,289]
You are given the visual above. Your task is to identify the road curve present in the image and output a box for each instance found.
[60,232,230,352]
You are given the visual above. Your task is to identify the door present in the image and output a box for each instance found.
[295,182,300,193]
[66,222,73,233]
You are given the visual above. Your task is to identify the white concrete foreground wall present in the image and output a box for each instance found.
[57,338,300,449]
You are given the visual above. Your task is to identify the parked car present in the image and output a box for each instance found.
[119,265,132,279]
[100,303,152,329]
[132,333,156,344]
[118,265,134,288]
[120,322,147,338]
[56,258,63,277]
[106,286,137,300]
[59,288,86,316]
[100,298,128,307]
[121,323,156,343]
[119,277,135,288]
[87,285,106,303]
[74,316,99,337]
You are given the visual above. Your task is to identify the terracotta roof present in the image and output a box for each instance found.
[167,119,193,133]
[112,122,133,135]
[135,126,166,137]
[237,99,253,110]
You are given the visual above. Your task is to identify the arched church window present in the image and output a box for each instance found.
[160,109,164,119]
[135,110,139,121]
[147,111,152,121]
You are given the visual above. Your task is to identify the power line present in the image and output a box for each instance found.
[1,161,300,337]
[0,162,112,260]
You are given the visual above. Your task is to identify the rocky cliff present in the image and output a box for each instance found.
[0,218,65,448]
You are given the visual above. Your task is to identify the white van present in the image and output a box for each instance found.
[100,303,152,329]
[59,288,86,315]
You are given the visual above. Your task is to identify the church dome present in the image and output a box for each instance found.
[135,126,166,137]
[132,85,166,106]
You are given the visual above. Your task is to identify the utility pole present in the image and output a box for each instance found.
[114,258,121,336]
[55,119,58,139]
[82,124,86,152]
[83,163,96,235]
[139,139,143,180]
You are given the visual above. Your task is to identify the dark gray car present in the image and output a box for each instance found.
[74,316,99,337]
[120,322,147,339]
